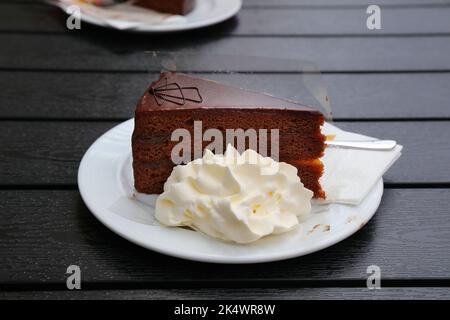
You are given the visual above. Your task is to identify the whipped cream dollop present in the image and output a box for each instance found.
[155,145,313,244]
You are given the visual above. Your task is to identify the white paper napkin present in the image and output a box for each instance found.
[319,123,402,205]
[52,0,186,30]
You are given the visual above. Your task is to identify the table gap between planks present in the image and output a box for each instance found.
[0,0,449,299]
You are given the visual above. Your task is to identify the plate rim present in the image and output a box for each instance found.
[78,119,383,264]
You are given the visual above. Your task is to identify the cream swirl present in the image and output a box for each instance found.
[155,145,313,244]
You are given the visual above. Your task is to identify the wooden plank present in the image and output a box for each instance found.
[1,34,449,72]
[0,121,447,186]
[2,4,450,35]
[0,4,65,33]
[0,0,44,3]
[0,189,449,284]
[336,121,450,185]
[242,0,449,6]
[236,7,450,35]
[1,72,449,120]
[0,0,446,6]
[0,287,449,300]
[0,121,113,186]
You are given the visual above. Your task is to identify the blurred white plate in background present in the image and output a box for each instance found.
[56,0,242,32]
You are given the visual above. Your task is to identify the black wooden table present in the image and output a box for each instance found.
[1,0,450,300]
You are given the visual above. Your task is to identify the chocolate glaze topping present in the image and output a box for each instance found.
[137,72,320,114]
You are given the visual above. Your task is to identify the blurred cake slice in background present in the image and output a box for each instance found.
[134,0,195,15]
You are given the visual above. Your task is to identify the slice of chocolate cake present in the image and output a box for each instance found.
[132,72,326,198]
[135,0,195,15]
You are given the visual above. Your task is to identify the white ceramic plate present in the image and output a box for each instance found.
[78,119,383,264]
[71,0,241,32]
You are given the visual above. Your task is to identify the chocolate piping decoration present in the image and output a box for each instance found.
[149,77,203,106]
